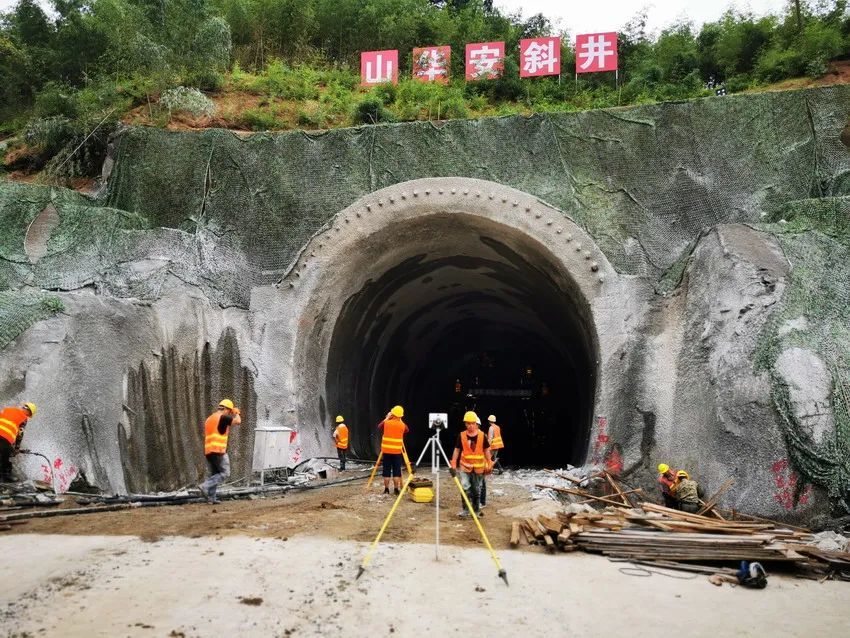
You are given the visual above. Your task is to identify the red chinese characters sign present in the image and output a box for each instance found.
[575,32,618,74]
[465,41,504,80]
[413,46,451,83]
[360,50,399,86]
[520,37,560,77]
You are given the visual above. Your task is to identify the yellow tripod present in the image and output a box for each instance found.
[356,429,508,586]
[364,445,414,490]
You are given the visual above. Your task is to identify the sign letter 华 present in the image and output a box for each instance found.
[361,50,399,86]
[412,46,451,83]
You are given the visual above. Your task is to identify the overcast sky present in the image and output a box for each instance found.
[496,0,789,36]
[0,0,791,33]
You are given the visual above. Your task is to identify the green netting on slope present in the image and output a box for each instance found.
[0,182,151,290]
[769,195,850,242]
[755,212,850,506]
[0,290,65,350]
[104,86,850,285]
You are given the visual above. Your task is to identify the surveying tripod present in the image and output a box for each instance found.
[364,445,414,490]
[356,426,508,586]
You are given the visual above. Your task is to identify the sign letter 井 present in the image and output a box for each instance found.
[361,50,399,86]
[412,46,451,83]
[575,32,618,74]
[519,37,561,78]
[465,42,505,81]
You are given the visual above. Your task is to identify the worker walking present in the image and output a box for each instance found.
[451,411,493,517]
[674,470,701,513]
[333,415,349,470]
[378,405,408,495]
[487,414,504,471]
[657,463,678,509]
[479,414,504,508]
[199,399,241,504]
[0,402,36,483]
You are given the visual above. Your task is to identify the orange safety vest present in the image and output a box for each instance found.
[0,406,27,446]
[204,412,229,455]
[335,424,349,449]
[460,432,486,474]
[489,424,504,450]
[658,472,677,495]
[380,418,406,454]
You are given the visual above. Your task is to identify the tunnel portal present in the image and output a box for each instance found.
[324,212,598,468]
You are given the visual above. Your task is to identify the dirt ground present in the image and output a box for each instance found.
[4,471,850,637]
[14,470,529,550]
[3,533,849,638]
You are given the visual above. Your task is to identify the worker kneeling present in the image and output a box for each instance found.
[674,470,701,513]
[451,411,493,518]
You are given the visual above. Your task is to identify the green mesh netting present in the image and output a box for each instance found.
[0,290,64,350]
[754,200,850,504]
[102,86,850,285]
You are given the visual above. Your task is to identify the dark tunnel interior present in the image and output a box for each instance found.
[324,214,598,468]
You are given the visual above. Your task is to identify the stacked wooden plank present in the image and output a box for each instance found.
[509,491,850,580]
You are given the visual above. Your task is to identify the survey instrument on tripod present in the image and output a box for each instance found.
[356,412,508,586]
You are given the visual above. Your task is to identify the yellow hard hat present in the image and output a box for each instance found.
[219,399,235,410]
[463,410,479,423]
[23,402,37,417]
[657,463,670,473]
[488,414,496,422]
[335,415,344,423]
[676,470,689,479]
[390,405,404,418]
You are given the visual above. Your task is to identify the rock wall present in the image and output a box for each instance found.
[0,87,847,517]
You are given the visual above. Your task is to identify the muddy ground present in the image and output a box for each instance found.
[13,470,532,550]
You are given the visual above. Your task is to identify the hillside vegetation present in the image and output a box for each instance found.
[2,0,850,185]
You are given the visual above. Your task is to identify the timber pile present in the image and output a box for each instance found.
[514,472,850,581]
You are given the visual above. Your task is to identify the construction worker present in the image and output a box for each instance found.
[657,463,679,509]
[674,470,701,513]
[0,402,36,483]
[487,414,504,470]
[479,414,504,508]
[378,405,408,495]
[199,399,241,504]
[333,415,349,470]
[451,411,492,517]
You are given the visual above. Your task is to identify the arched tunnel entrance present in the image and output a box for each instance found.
[324,212,598,468]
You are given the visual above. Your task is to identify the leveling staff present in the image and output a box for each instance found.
[450,411,492,517]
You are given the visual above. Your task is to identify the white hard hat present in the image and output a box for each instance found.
[488,414,496,422]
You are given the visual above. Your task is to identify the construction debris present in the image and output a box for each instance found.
[511,471,850,582]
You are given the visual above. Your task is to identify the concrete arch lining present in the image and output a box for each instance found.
[250,177,633,465]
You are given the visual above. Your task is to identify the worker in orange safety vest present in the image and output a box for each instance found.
[199,399,241,504]
[479,414,504,508]
[333,415,349,470]
[657,463,679,509]
[450,411,492,517]
[378,405,409,495]
[0,402,36,483]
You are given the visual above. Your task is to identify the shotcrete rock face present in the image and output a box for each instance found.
[324,213,596,466]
